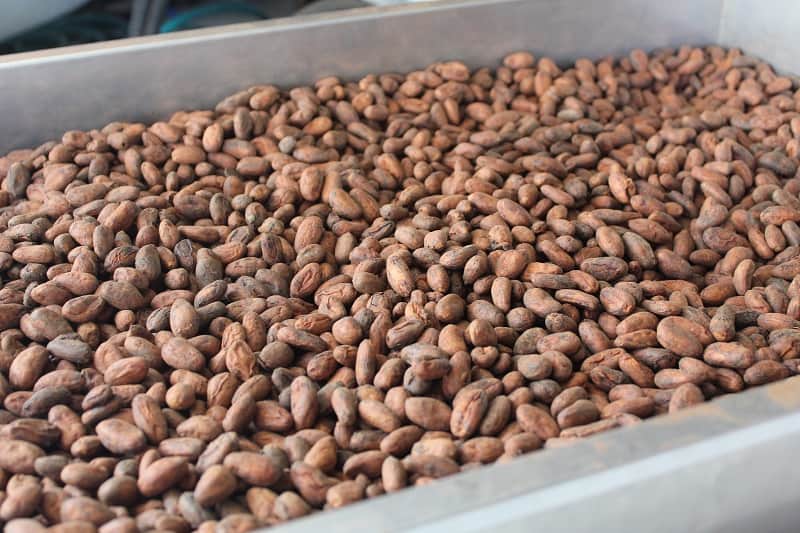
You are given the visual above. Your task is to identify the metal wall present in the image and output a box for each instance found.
[0,0,721,152]
[718,0,800,75]
[273,378,800,533]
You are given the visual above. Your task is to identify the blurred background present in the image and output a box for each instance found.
[0,0,431,54]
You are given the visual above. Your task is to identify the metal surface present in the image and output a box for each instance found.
[718,0,800,75]
[0,0,721,152]
[1,1,800,531]
[274,377,800,533]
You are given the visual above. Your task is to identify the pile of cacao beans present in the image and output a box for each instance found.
[0,45,799,532]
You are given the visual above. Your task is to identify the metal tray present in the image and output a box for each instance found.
[1,1,800,531]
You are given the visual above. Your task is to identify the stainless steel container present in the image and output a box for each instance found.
[1,1,799,531]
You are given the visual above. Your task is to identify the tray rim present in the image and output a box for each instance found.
[0,0,510,67]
